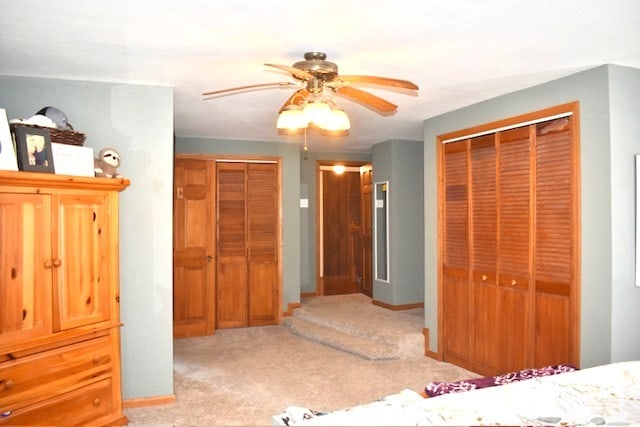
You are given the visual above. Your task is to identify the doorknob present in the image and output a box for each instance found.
[206,255,213,262]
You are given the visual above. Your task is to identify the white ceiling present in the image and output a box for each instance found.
[1,0,639,152]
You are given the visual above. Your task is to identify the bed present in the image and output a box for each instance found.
[272,360,640,426]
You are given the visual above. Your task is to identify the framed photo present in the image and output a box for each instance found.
[13,125,55,173]
[0,108,19,171]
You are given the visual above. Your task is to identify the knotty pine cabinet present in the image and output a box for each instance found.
[0,170,129,425]
[439,104,580,376]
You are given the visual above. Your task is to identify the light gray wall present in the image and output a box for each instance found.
[423,64,640,368]
[372,139,424,305]
[175,137,302,306]
[0,75,175,399]
[608,66,640,361]
[299,150,371,294]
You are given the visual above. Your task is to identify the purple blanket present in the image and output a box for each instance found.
[425,364,576,397]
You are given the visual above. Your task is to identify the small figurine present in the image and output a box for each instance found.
[94,147,123,178]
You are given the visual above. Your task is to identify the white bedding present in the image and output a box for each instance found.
[272,361,640,426]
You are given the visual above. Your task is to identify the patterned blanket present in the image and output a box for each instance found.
[272,361,640,426]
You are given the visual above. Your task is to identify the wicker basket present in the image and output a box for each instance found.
[11,123,86,146]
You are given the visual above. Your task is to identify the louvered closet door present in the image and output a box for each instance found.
[496,126,532,373]
[442,140,471,367]
[534,117,576,366]
[469,134,499,375]
[216,162,279,328]
[247,163,278,326]
[216,163,248,328]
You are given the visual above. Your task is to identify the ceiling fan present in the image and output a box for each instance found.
[202,51,419,117]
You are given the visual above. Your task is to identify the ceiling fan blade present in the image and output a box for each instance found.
[336,75,419,90]
[334,86,398,114]
[202,82,298,98]
[278,89,311,113]
[264,63,314,81]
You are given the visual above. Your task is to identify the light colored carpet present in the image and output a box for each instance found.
[283,294,425,359]
[124,297,476,426]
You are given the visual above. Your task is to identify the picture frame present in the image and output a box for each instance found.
[13,125,55,173]
[0,108,19,171]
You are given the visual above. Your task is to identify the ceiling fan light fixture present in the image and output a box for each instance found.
[277,105,309,130]
[302,101,332,126]
[325,108,350,131]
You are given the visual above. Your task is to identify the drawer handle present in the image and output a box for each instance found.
[3,379,14,390]
[93,398,102,407]
[93,355,104,364]
[481,274,487,281]
[511,279,517,286]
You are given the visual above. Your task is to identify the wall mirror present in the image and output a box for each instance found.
[374,181,389,282]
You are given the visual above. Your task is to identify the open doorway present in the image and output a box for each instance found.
[316,161,372,296]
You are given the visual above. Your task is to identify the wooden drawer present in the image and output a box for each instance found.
[0,336,112,411]
[0,378,113,426]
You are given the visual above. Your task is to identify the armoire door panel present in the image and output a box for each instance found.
[0,194,52,345]
[54,194,110,331]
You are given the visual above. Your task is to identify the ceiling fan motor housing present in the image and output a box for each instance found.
[293,51,338,82]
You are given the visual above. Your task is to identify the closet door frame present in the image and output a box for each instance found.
[436,101,581,371]
[174,153,283,328]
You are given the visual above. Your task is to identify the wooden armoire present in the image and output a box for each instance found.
[0,170,128,425]
[438,102,580,376]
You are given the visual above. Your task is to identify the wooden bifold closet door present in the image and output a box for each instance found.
[440,103,580,376]
[216,162,279,328]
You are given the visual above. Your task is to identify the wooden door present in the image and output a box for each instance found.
[321,169,362,295]
[440,104,580,375]
[360,166,373,297]
[496,126,532,373]
[441,140,471,368]
[173,158,216,337]
[216,162,248,328]
[53,193,111,331]
[533,117,577,367]
[0,193,52,345]
[216,162,279,328]
[247,163,278,326]
[469,134,499,375]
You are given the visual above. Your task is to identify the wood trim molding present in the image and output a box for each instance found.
[300,292,318,298]
[422,328,442,360]
[123,395,176,408]
[282,302,301,317]
[371,299,424,310]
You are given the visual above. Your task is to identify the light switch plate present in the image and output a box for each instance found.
[300,198,309,208]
